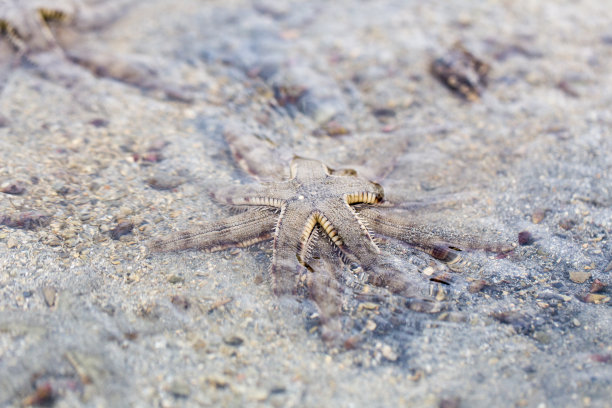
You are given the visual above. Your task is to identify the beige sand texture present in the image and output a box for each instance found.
[0,0,610,407]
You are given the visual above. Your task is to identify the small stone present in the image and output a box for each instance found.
[109,220,134,240]
[468,279,488,293]
[569,271,591,283]
[170,295,190,310]
[439,397,461,408]
[207,375,230,389]
[518,231,533,246]
[52,181,70,196]
[491,311,532,333]
[0,112,9,127]
[42,235,62,247]
[323,120,350,136]
[583,293,610,304]
[246,388,269,402]
[89,118,109,128]
[365,320,377,331]
[1,180,27,195]
[533,330,551,344]
[167,379,190,398]
[358,302,379,311]
[223,335,244,346]
[6,237,18,249]
[167,275,184,284]
[572,318,581,327]
[430,43,490,101]
[559,218,576,230]
[590,279,606,293]
[42,286,57,307]
[147,173,185,190]
[531,209,547,224]
[422,266,435,276]
[381,344,398,361]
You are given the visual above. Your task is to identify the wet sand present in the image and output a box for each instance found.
[0,1,611,406]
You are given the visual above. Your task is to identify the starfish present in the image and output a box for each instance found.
[151,157,385,293]
[150,157,513,301]
[0,0,191,102]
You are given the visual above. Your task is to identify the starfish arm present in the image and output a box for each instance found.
[1,16,27,53]
[289,157,331,180]
[338,179,384,205]
[210,182,294,208]
[270,202,317,294]
[318,199,380,270]
[357,206,515,263]
[223,124,290,181]
[149,208,276,253]
[304,228,346,345]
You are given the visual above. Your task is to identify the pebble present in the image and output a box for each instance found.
[430,43,489,101]
[42,286,57,307]
[518,231,533,246]
[170,295,190,310]
[569,271,591,283]
[533,330,551,344]
[223,335,244,346]
[583,294,610,304]
[422,266,435,276]
[365,320,377,331]
[531,209,547,224]
[147,173,185,191]
[589,279,605,293]
[110,220,134,240]
[89,118,109,127]
[558,218,576,230]
[0,112,9,127]
[380,344,398,361]
[468,279,488,293]
[0,180,27,195]
[167,275,184,284]
[439,397,461,408]
[358,302,379,311]
[6,237,18,249]
[246,388,269,402]
[167,379,191,398]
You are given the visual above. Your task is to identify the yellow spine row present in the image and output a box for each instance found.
[316,214,343,246]
[250,197,283,207]
[345,192,379,204]
[39,9,70,22]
